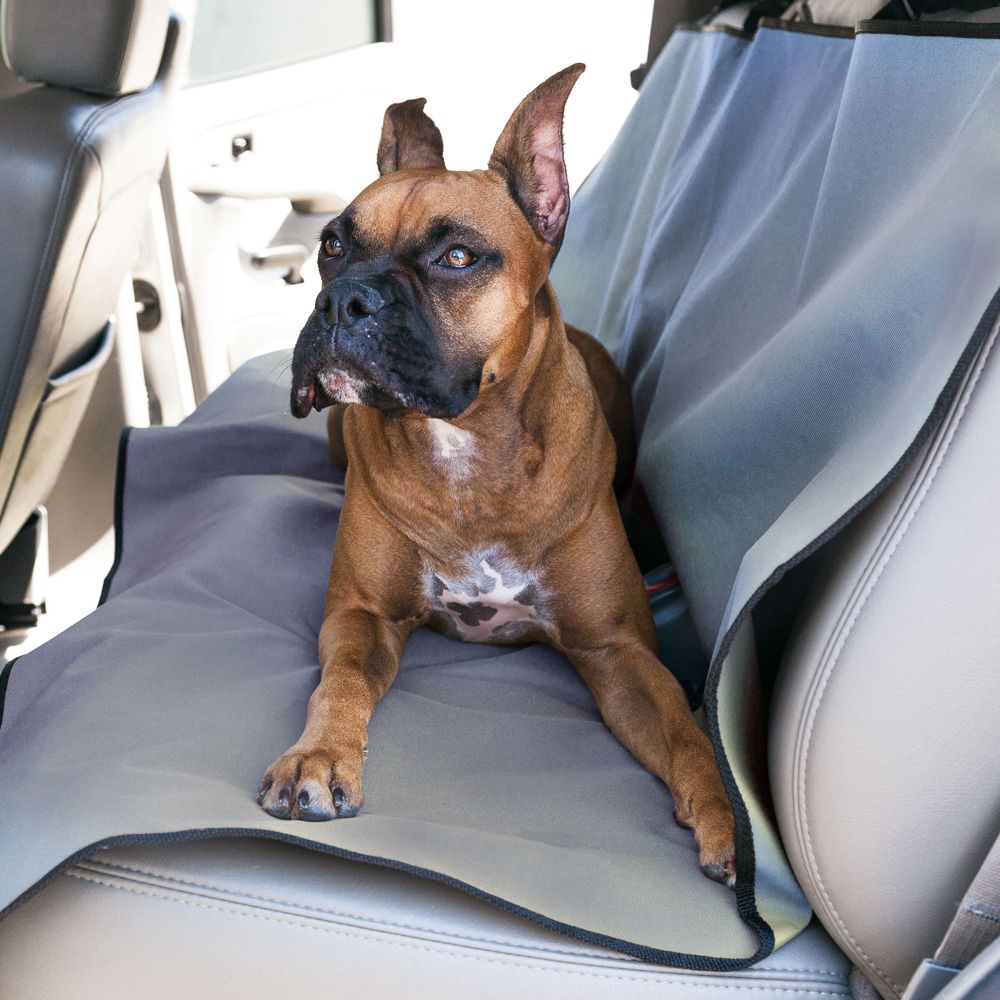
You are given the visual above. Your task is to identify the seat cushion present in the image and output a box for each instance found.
[0,354,763,966]
[0,838,853,999]
[769,277,1000,996]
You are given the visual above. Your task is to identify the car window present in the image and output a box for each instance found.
[187,0,378,85]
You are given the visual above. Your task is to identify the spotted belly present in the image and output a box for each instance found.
[424,555,549,644]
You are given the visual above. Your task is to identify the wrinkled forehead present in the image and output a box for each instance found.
[343,170,532,252]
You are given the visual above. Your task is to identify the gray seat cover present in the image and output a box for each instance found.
[2,17,1000,969]
[0,365,759,965]
[551,14,1000,959]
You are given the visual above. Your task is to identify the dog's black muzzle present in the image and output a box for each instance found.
[290,274,481,420]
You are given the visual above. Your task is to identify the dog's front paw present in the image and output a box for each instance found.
[257,746,364,821]
[675,792,737,889]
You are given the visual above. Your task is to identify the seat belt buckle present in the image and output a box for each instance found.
[902,958,960,1000]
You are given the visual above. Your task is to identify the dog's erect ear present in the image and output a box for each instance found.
[377,98,446,175]
[488,64,585,248]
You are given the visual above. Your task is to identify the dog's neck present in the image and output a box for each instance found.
[425,285,571,463]
[347,283,607,560]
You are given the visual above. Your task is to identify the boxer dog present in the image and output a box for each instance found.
[258,65,736,885]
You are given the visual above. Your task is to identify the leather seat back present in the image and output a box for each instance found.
[769,315,1000,996]
[0,0,178,553]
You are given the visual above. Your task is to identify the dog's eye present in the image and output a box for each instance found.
[323,236,344,257]
[439,246,476,268]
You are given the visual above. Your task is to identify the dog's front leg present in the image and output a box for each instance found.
[565,638,737,885]
[257,608,409,820]
[258,487,424,821]
[552,501,736,885]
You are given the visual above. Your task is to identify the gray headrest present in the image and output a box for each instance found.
[0,0,169,97]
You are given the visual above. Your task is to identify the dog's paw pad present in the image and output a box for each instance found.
[331,786,359,818]
[292,779,335,821]
[260,778,295,819]
[700,856,737,890]
[256,777,273,805]
[257,748,365,822]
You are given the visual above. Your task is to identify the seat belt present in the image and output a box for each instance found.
[903,830,1000,1000]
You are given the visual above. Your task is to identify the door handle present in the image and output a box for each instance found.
[187,165,347,215]
[249,243,310,285]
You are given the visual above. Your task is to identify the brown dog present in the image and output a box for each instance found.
[258,65,736,885]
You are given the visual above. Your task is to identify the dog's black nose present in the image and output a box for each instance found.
[317,279,384,329]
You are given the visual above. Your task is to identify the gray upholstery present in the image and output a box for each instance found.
[0,2,177,554]
[0,358,760,965]
[770,312,1000,997]
[552,18,1000,989]
[0,838,854,999]
[0,0,169,97]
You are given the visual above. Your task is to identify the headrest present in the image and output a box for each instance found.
[0,0,169,97]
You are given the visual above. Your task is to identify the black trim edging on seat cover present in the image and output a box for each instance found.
[681,12,1000,39]
[98,426,131,607]
[858,19,1000,36]
[701,278,1000,972]
[758,17,856,37]
[0,656,16,732]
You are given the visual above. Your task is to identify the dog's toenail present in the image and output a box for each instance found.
[332,787,344,809]
[297,789,311,808]
[277,787,290,806]
[701,861,737,890]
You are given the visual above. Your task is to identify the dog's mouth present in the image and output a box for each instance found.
[292,366,409,419]
[293,380,319,416]
[292,368,360,417]
[290,304,480,421]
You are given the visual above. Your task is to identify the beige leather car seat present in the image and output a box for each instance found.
[0,0,178,557]
[0,3,997,998]
[2,281,997,1000]
[770,304,1000,997]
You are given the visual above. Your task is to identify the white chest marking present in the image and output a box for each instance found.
[429,557,545,643]
[426,419,475,466]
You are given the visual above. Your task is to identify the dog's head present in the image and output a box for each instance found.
[290,64,585,420]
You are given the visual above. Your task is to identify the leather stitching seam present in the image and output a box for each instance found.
[0,91,109,425]
[0,81,148,461]
[62,870,852,994]
[0,108,98,497]
[77,859,631,964]
[793,319,999,997]
[79,858,846,978]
